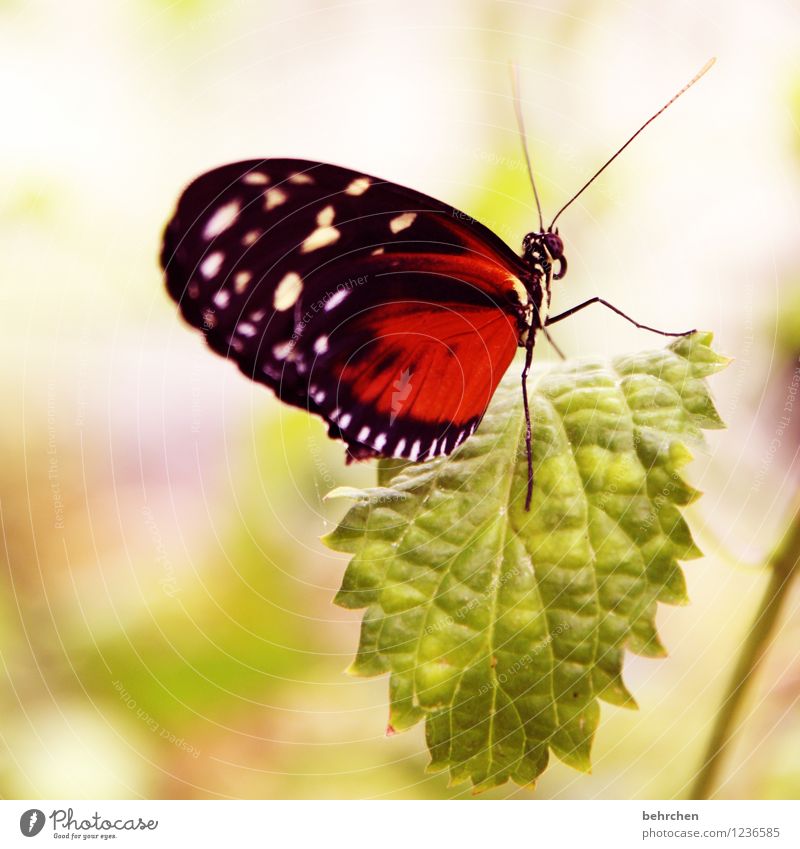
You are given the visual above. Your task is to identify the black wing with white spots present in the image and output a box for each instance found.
[161,158,537,460]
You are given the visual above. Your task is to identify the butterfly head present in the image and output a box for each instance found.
[522,229,567,281]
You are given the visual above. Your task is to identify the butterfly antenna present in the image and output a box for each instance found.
[549,57,716,229]
[510,62,545,232]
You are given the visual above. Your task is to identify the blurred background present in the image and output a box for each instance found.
[1,0,799,800]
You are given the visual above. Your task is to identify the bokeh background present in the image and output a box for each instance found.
[2,0,799,800]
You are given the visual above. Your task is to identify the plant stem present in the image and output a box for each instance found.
[690,499,800,799]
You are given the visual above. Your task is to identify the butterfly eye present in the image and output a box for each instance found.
[543,232,564,260]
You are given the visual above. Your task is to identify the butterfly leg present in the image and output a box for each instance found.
[545,297,696,337]
[521,340,535,511]
[542,327,567,360]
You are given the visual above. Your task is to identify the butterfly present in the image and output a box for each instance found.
[160,61,712,509]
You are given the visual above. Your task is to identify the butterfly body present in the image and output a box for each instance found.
[161,158,565,467]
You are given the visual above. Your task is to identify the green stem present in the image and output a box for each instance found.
[690,499,800,799]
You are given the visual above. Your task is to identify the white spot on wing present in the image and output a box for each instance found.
[234,271,252,293]
[371,247,385,255]
[204,200,240,239]
[313,335,329,354]
[213,289,230,308]
[262,363,280,380]
[289,172,314,185]
[316,205,335,226]
[374,433,387,451]
[339,413,352,429]
[265,188,287,210]
[272,341,294,360]
[426,440,438,460]
[243,172,269,185]
[324,289,348,311]
[274,272,303,311]
[237,322,257,337]
[200,251,224,279]
[303,227,340,253]
[242,230,261,246]
[393,439,406,458]
[357,426,370,442]
[313,390,326,404]
[409,440,421,461]
[389,212,417,234]
[345,177,370,196]
[302,212,340,253]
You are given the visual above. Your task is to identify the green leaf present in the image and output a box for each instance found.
[323,332,729,791]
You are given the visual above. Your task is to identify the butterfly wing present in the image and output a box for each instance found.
[161,158,535,459]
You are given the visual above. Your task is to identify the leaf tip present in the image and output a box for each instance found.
[323,485,368,502]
